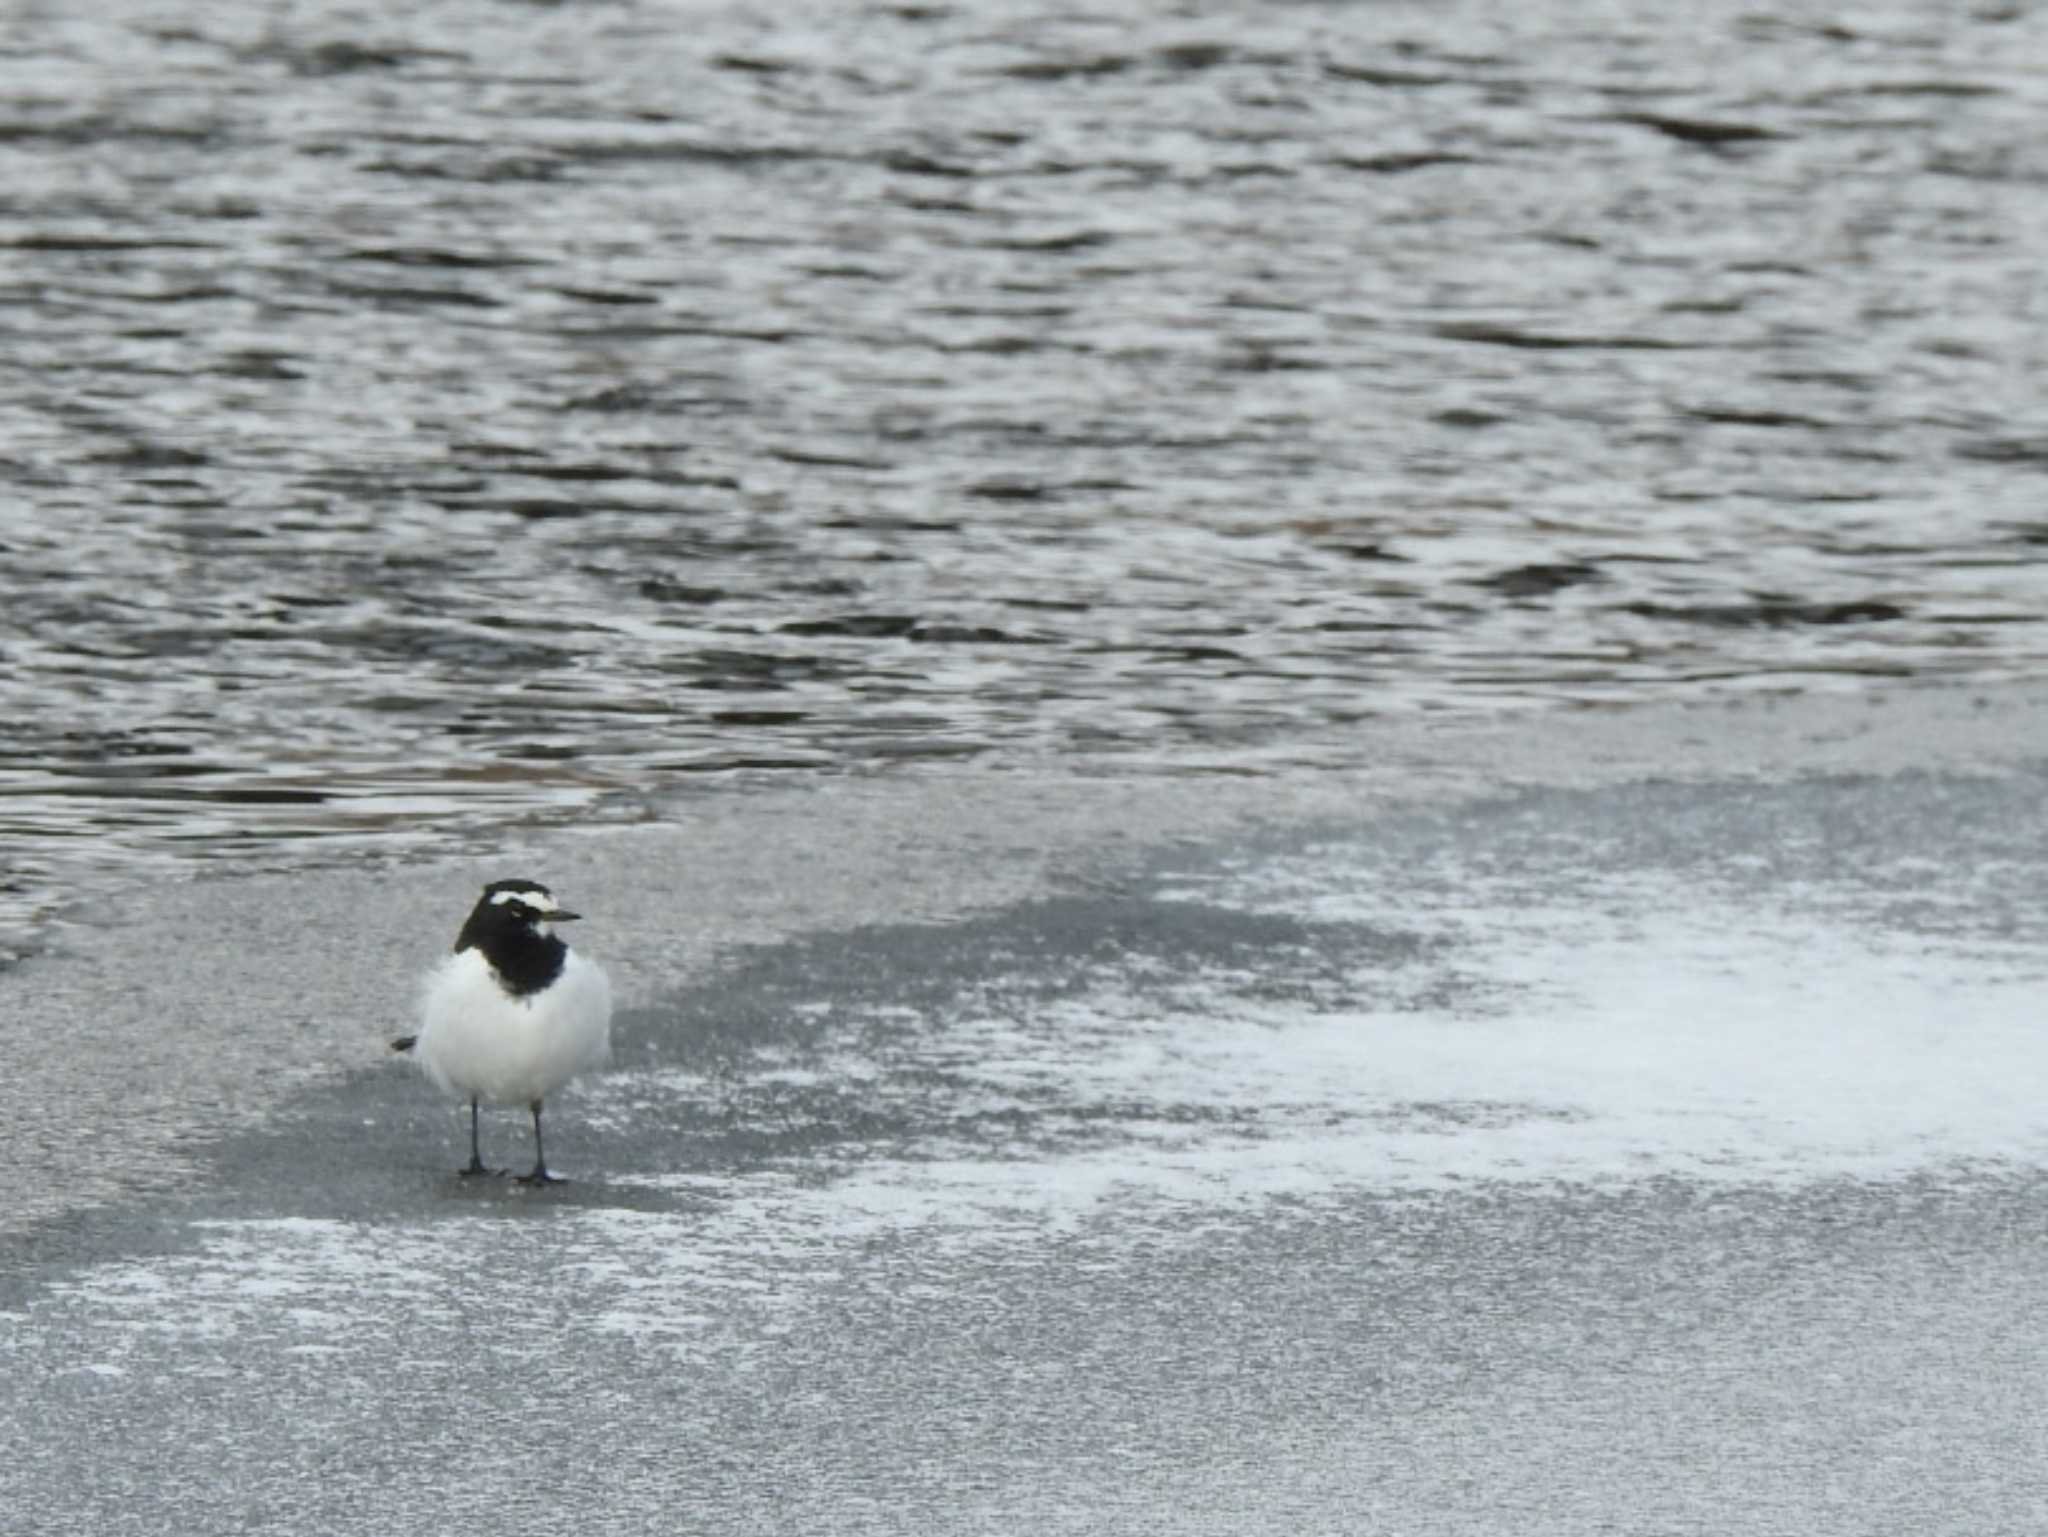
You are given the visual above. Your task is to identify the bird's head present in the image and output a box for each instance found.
[476,878,582,935]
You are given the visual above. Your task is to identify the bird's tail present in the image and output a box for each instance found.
[390,1034,418,1054]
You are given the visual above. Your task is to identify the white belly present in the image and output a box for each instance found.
[414,947,612,1104]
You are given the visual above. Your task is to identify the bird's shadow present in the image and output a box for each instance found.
[421,1167,716,1219]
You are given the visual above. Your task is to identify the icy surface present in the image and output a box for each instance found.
[5,703,2048,1531]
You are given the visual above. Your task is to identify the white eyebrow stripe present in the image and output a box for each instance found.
[489,888,559,912]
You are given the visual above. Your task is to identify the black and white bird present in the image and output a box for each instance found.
[391,878,612,1183]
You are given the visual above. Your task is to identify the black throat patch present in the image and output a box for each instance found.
[467,924,569,999]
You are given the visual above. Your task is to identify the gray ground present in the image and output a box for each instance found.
[4,682,2047,1532]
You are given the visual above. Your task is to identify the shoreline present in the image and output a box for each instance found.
[5,676,2046,1238]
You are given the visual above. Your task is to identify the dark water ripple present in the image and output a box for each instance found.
[4,0,2048,952]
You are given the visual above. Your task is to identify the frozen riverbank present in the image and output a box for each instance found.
[3,681,2046,1532]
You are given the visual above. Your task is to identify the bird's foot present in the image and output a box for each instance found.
[515,1166,563,1186]
[457,1159,499,1179]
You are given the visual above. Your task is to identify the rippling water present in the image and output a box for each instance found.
[5,0,2048,953]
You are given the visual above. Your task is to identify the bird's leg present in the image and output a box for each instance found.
[516,1098,561,1185]
[458,1097,494,1178]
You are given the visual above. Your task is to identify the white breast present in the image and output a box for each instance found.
[413,947,612,1105]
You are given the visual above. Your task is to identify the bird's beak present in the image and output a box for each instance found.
[550,909,583,922]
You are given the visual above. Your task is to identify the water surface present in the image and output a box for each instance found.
[6,0,2048,948]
